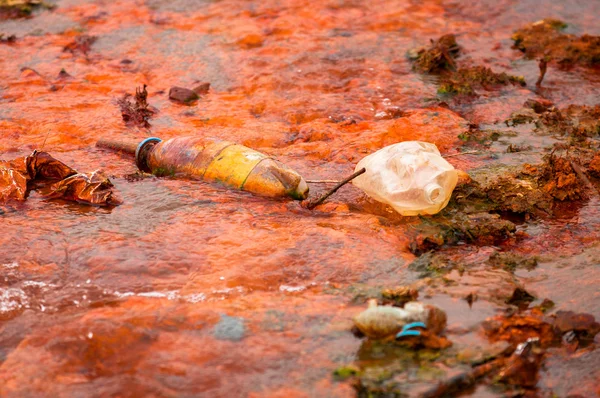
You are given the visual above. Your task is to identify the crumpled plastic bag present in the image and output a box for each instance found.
[352,141,458,216]
[0,151,120,206]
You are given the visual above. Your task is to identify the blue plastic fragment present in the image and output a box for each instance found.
[396,321,427,339]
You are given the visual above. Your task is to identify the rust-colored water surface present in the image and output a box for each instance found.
[1,0,600,397]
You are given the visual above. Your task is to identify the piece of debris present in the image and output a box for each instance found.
[410,34,460,73]
[63,35,96,56]
[117,85,155,128]
[168,86,199,104]
[96,136,309,200]
[437,66,526,96]
[0,151,119,206]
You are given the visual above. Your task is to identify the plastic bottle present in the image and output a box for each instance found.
[97,136,309,200]
[352,141,458,215]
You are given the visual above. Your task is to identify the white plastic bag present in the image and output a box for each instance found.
[352,141,458,215]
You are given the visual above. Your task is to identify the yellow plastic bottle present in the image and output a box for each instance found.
[97,136,309,200]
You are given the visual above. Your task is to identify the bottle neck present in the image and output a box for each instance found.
[424,183,444,205]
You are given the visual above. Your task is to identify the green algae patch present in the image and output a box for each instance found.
[333,365,361,381]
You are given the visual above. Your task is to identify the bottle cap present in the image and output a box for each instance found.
[135,137,162,172]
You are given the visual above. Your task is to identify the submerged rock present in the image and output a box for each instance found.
[168,86,199,104]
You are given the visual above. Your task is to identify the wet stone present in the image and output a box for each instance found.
[213,314,245,341]
[192,82,210,95]
[505,287,536,309]
[169,86,199,104]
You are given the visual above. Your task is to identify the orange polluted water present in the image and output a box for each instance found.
[1,0,600,397]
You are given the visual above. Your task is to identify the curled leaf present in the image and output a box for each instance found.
[45,171,121,206]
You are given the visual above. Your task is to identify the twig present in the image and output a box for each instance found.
[40,131,51,151]
[443,150,481,158]
[306,179,339,183]
[536,58,548,87]
[303,168,366,210]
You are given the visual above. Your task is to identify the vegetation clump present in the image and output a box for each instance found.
[512,18,600,66]
[410,34,460,73]
[438,66,525,96]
